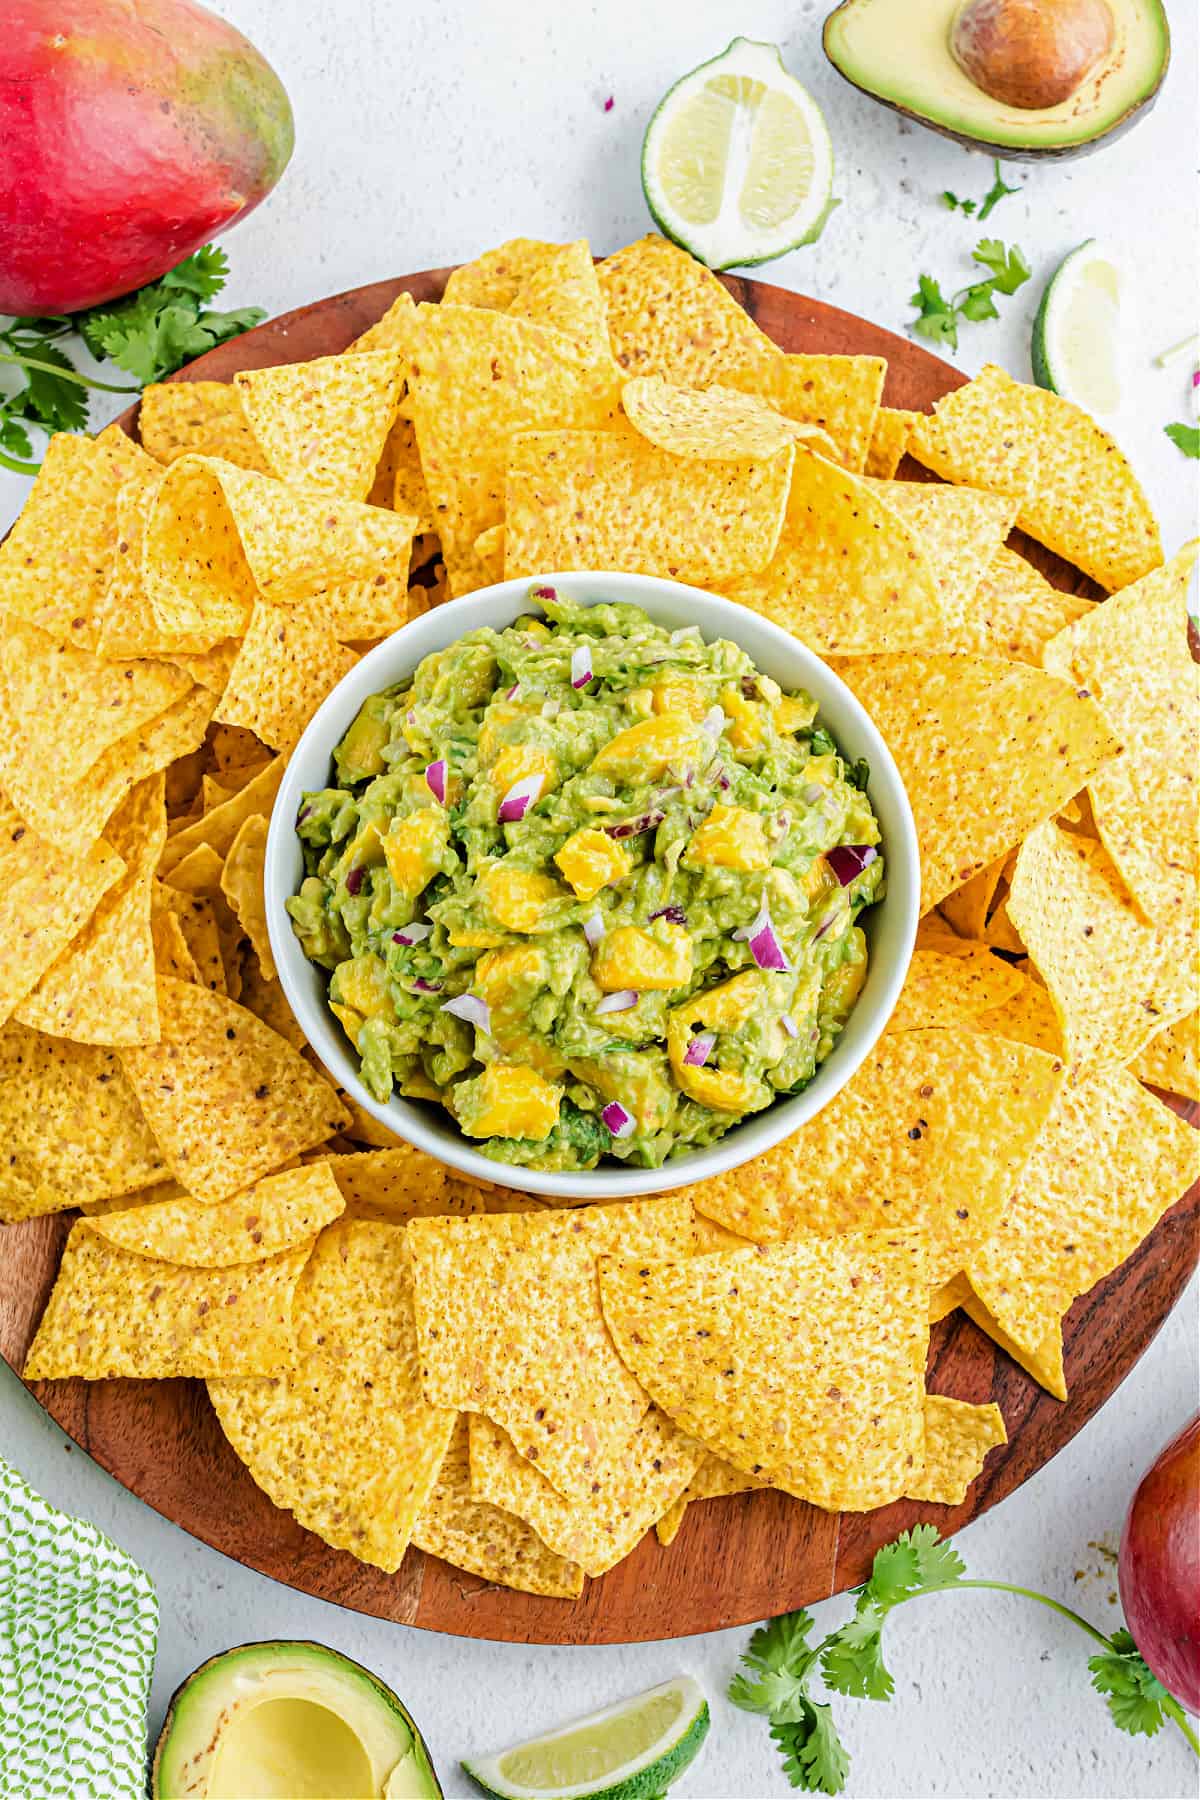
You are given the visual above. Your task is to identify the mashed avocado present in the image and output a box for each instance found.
[289,589,884,1171]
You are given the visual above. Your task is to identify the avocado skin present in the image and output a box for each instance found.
[821,0,1170,162]
[150,1639,443,1799]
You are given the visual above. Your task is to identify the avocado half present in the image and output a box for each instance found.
[823,0,1170,160]
[151,1641,442,1800]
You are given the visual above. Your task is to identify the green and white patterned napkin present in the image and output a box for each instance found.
[0,1455,158,1800]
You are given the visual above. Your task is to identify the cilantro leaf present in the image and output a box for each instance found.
[978,159,1020,221]
[1165,422,1200,458]
[76,243,262,385]
[7,340,90,433]
[821,1604,891,1700]
[909,273,960,350]
[772,1702,850,1794]
[729,1610,818,1720]
[845,756,871,792]
[0,416,34,460]
[159,244,230,301]
[1088,1630,1170,1739]
[972,238,1032,295]
[941,191,976,216]
[868,1522,966,1605]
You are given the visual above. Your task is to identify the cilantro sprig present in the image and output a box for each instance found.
[729,1524,1199,1793]
[1164,422,1200,459]
[941,158,1020,221]
[909,237,1032,351]
[0,245,264,474]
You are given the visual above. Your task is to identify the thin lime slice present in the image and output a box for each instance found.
[461,1675,709,1800]
[1032,239,1122,414]
[642,37,836,270]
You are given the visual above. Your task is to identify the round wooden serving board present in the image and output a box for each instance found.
[1,269,1196,1645]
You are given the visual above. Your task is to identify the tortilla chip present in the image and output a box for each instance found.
[407,1196,696,1503]
[965,1065,1198,1377]
[161,845,247,998]
[402,303,619,593]
[142,454,258,647]
[599,1232,928,1512]
[0,801,126,1028]
[832,654,1120,912]
[443,239,566,310]
[964,546,1098,664]
[725,450,946,653]
[220,813,274,980]
[86,1162,344,1268]
[886,945,1024,1034]
[152,908,201,983]
[982,895,1026,955]
[237,950,305,1049]
[909,363,1161,592]
[1008,822,1193,1072]
[972,967,1063,1055]
[16,774,167,1046]
[962,1292,1067,1399]
[1042,546,1199,954]
[24,1220,308,1379]
[156,886,226,996]
[472,525,506,587]
[348,288,418,356]
[1132,1011,1199,1102]
[939,855,1008,941]
[468,1407,702,1577]
[0,429,157,646]
[0,1023,166,1221]
[685,1028,1062,1286]
[316,1144,451,1222]
[868,480,1018,643]
[865,407,919,480]
[119,977,350,1203]
[412,1413,583,1598]
[172,640,240,697]
[209,1220,455,1570]
[160,757,284,875]
[215,602,356,753]
[507,240,615,366]
[505,427,792,586]
[905,1395,1007,1505]
[928,1273,973,1323]
[233,349,405,500]
[138,380,269,471]
[621,376,836,462]
[384,417,435,533]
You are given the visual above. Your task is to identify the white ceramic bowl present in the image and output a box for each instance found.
[267,572,919,1198]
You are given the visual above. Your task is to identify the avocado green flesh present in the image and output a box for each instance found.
[154,1641,440,1799]
[823,0,1168,153]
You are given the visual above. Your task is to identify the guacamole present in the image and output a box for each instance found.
[289,590,885,1171]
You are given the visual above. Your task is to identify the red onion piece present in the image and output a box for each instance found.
[583,910,605,947]
[596,990,638,1015]
[440,993,491,1032]
[345,865,365,896]
[826,844,878,886]
[734,904,791,972]
[601,1100,635,1139]
[412,976,443,993]
[505,681,521,701]
[683,1030,716,1067]
[393,921,433,946]
[531,585,557,600]
[701,706,726,738]
[604,809,665,840]
[498,773,544,823]
[424,759,448,804]
[649,905,686,925]
[570,646,593,688]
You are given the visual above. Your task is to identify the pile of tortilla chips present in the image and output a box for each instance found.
[3,233,1196,1599]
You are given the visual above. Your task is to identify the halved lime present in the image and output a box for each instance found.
[1031,239,1121,414]
[642,38,836,270]
[461,1675,709,1799]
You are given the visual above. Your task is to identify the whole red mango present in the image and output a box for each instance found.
[0,0,292,315]
[1118,1413,1200,1715]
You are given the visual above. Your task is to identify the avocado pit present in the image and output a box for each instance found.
[951,0,1116,110]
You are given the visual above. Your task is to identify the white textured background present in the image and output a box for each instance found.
[2,2,1198,1795]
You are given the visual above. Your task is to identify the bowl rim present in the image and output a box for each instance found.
[265,571,920,1198]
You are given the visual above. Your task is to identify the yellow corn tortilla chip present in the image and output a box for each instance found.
[407,1196,697,1503]
[865,407,919,480]
[909,363,1161,592]
[621,376,836,462]
[162,845,247,999]
[832,654,1120,913]
[928,1272,973,1323]
[1132,1010,1199,1102]
[119,977,350,1203]
[442,238,566,311]
[0,800,125,1028]
[686,1028,1062,1287]
[867,479,1018,643]
[151,907,201,983]
[599,1232,929,1512]
[317,1144,450,1221]
[142,454,258,647]
[0,429,157,646]
[24,1221,308,1380]
[237,949,305,1049]
[412,1414,583,1598]
[939,854,1008,941]
[138,380,269,471]
[215,601,356,753]
[384,417,436,533]
[469,1407,703,1577]
[982,895,1026,955]
[886,945,1024,1034]
[0,1023,166,1221]
[905,1395,1007,1506]
[171,640,240,697]
[92,460,174,659]
[402,302,620,594]
[16,774,166,1046]
[208,1220,455,1572]
[473,525,506,587]
[86,1162,344,1268]
[1008,822,1193,1072]
[1042,546,1199,954]
[348,288,417,356]
[155,885,226,996]
[963,545,1098,664]
[598,236,884,470]
[159,756,284,875]
[233,349,405,501]
[725,450,946,653]
[507,240,615,366]
[504,427,792,586]
[220,813,273,980]
[962,1290,1067,1399]
[965,1065,1198,1376]
[972,966,1063,1056]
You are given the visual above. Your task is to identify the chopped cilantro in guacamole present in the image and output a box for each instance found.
[289,590,884,1170]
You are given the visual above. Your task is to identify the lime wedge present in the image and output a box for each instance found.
[461,1675,709,1799]
[642,37,836,270]
[1031,239,1122,414]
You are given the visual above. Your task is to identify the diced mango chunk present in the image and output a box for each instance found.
[685,804,771,872]
[650,678,709,720]
[490,742,558,799]
[719,684,766,754]
[474,945,566,1076]
[590,714,704,783]
[774,694,815,734]
[592,922,692,992]
[479,864,566,933]
[331,954,391,1020]
[554,827,629,900]
[330,1002,365,1047]
[457,1062,561,1139]
[448,927,509,949]
[382,808,450,895]
[672,1059,761,1113]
